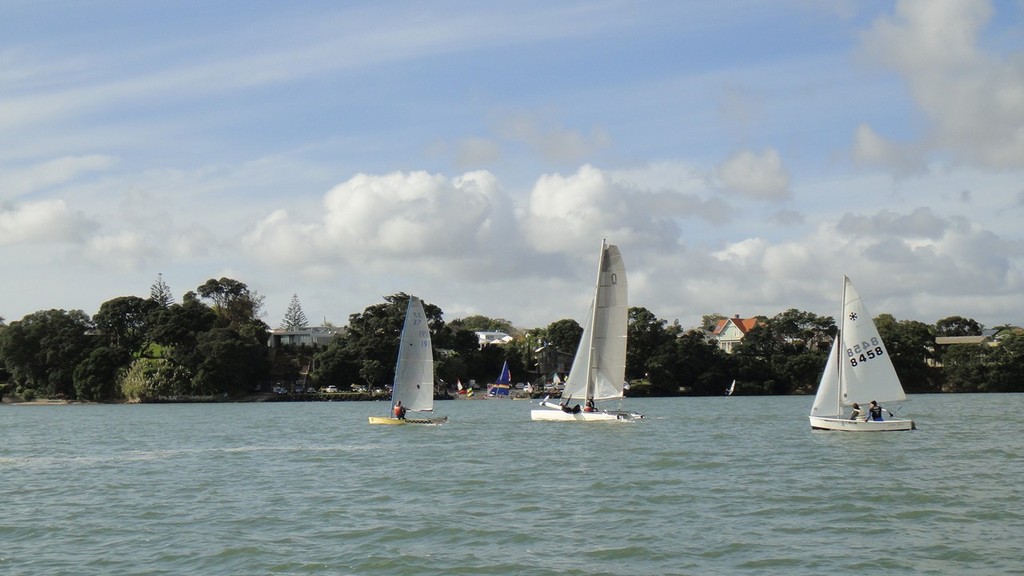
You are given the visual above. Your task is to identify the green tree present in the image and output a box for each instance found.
[197,277,266,328]
[0,309,95,399]
[701,313,726,332]
[120,357,181,401]
[650,329,730,396]
[358,359,385,389]
[315,293,444,390]
[987,332,1024,392]
[449,315,517,335]
[686,329,733,395]
[73,346,130,401]
[545,319,583,358]
[150,273,175,308]
[874,314,939,393]
[626,307,673,382]
[310,337,360,390]
[729,310,833,395]
[280,294,309,330]
[935,316,983,337]
[194,327,269,396]
[940,344,990,392]
[145,295,218,395]
[770,308,835,353]
[94,296,158,354]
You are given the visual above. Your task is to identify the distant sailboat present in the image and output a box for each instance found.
[532,240,644,422]
[487,360,512,398]
[726,379,736,396]
[369,296,447,425]
[808,276,915,432]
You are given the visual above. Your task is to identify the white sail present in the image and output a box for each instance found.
[838,276,907,406]
[562,241,628,401]
[808,276,914,431]
[809,338,841,417]
[391,296,434,412]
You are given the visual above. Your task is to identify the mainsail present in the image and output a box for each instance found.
[837,277,907,406]
[390,296,434,412]
[562,241,628,401]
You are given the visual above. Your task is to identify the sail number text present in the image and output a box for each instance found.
[847,337,884,367]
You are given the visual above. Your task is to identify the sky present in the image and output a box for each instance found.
[2,0,1023,332]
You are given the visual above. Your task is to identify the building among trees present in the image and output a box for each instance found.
[710,315,764,353]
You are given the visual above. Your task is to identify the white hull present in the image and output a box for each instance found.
[809,415,915,432]
[531,402,643,422]
[808,277,916,432]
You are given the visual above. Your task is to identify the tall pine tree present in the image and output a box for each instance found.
[150,273,175,308]
[281,294,309,330]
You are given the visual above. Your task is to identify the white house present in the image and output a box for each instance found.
[710,315,764,354]
[268,326,337,348]
[476,331,513,348]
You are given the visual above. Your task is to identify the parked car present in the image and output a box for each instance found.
[325,385,339,393]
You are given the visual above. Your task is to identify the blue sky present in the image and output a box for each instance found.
[2,0,1023,331]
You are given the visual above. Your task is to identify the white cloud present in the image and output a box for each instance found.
[715,148,791,201]
[0,200,96,246]
[246,170,520,274]
[859,0,1024,169]
[522,164,711,255]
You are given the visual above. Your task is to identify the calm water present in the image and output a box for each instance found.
[2,394,1022,575]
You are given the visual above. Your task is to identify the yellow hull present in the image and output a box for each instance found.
[368,415,448,425]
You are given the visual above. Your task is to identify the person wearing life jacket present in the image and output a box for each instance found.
[849,402,865,421]
[867,400,884,421]
[583,399,597,413]
[393,400,407,420]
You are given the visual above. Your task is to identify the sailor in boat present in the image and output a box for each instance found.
[867,400,893,421]
[393,400,406,420]
[583,399,596,413]
[849,402,865,421]
[559,398,581,414]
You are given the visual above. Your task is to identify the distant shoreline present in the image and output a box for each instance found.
[0,390,559,405]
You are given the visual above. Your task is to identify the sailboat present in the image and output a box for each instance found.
[487,360,512,398]
[531,240,644,422]
[725,379,736,396]
[456,379,475,398]
[369,296,448,425]
[809,276,915,431]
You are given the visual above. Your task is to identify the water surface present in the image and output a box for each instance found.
[2,394,1021,575]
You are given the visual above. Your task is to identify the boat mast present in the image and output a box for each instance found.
[836,276,848,416]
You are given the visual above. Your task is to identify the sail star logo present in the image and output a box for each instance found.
[849,312,858,321]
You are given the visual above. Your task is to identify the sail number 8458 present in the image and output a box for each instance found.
[847,337,884,367]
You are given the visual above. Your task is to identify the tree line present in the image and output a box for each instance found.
[2,279,1022,402]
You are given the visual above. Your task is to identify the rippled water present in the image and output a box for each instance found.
[2,394,1021,575]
